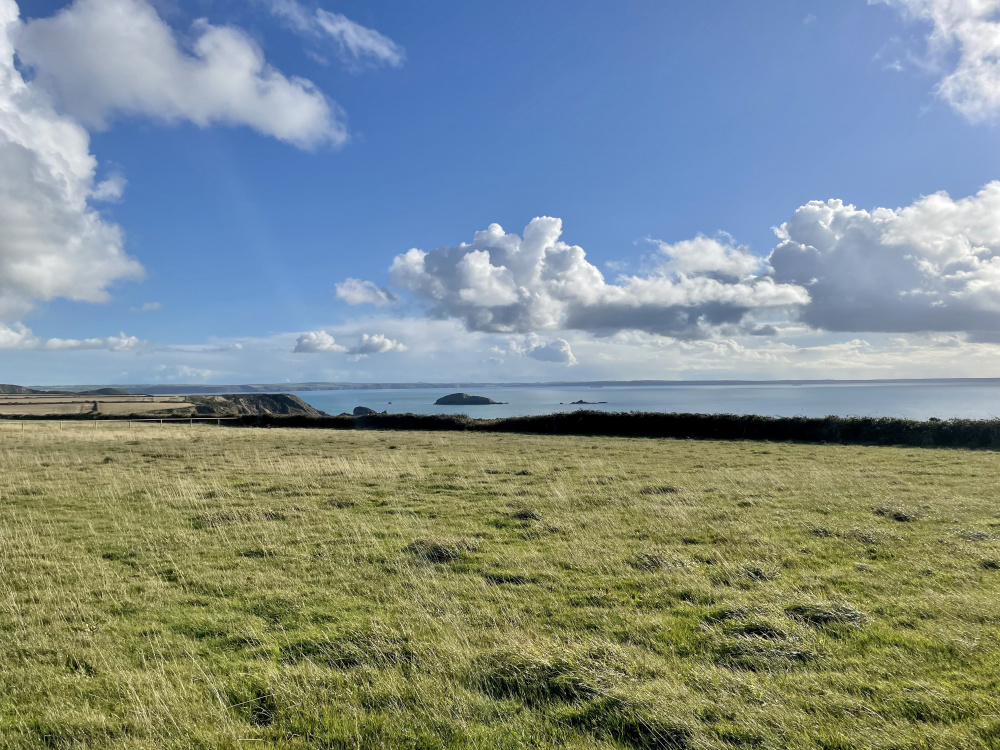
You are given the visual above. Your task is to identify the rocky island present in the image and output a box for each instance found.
[434,392,505,406]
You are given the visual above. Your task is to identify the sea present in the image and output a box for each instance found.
[295,380,1000,422]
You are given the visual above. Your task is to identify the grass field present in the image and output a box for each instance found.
[1,423,999,749]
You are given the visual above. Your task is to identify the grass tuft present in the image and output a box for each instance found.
[469,648,598,704]
[280,628,415,669]
[874,506,919,522]
[785,603,866,627]
[641,485,680,495]
[568,695,693,749]
[405,537,478,563]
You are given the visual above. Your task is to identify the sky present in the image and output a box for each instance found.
[3,0,1000,385]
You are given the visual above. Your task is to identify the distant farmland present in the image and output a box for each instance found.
[0,393,192,416]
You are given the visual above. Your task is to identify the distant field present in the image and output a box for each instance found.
[0,394,191,417]
[1,423,999,749]
[0,403,92,415]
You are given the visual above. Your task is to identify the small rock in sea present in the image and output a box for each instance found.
[353,406,378,416]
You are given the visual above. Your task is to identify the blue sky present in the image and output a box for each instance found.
[3,0,1000,384]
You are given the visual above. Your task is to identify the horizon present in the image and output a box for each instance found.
[4,1,1000,383]
[17,376,1000,393]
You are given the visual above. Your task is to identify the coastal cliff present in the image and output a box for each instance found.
[189,394,325,417]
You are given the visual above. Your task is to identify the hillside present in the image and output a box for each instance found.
[0,384,41,394]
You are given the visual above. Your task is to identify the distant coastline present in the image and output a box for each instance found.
[25,377,1000,396]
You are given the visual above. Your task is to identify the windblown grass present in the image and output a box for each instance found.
[1,422,999,748]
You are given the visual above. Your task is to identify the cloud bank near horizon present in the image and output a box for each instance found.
[293,330,406,358]
[378,217,807,339]
[0,323,141,351]
[340,181,1000,343]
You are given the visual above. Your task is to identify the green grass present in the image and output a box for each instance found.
[1,422,999,749]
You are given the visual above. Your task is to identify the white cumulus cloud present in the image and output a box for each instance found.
[0,0,144,321]
[335,278,395,307]
[16,0,346,149]
[524,334,577,365]
[293,330,348,353]
[496,334,578,366]
[769,181,1000,336]
[349,333,407,359]
[877,0,1000,122]
[527,338,576,365]
[388,217,808,339]
[655,234,766,281]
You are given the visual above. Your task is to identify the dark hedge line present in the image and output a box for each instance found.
[220,410,1000,450]
[7,410,1000,449]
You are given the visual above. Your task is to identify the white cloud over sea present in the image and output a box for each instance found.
[771,182,1000,337]
[343,181,1000,343]
[384,217,807,338]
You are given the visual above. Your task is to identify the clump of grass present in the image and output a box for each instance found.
[713,639,815,672]
[404,537,477,563]
[238,548,276,558]
[481,571,533,585]
[508,506,542,522]
[808,526,836,538]
[468,648,598,704]
[722,619,787,640]
[704,609,809,671]
[875,506,919,522]
[190,508,288,529]
[629,550,668,571]
[325,497,357,508]
[743,565,779,582]
[280,627,414,669]
[568,695,693,749]
[641,485,680,495]
[980,559,1000,570]
[703,605,752,624]
[960,529,994,542]
[225,678,279,727]
[846,527,900,544]
[785,602,866,627]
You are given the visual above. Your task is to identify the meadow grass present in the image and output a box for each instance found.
[1,422,999,749]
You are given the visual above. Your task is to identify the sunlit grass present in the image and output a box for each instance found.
[1,422,999,748]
